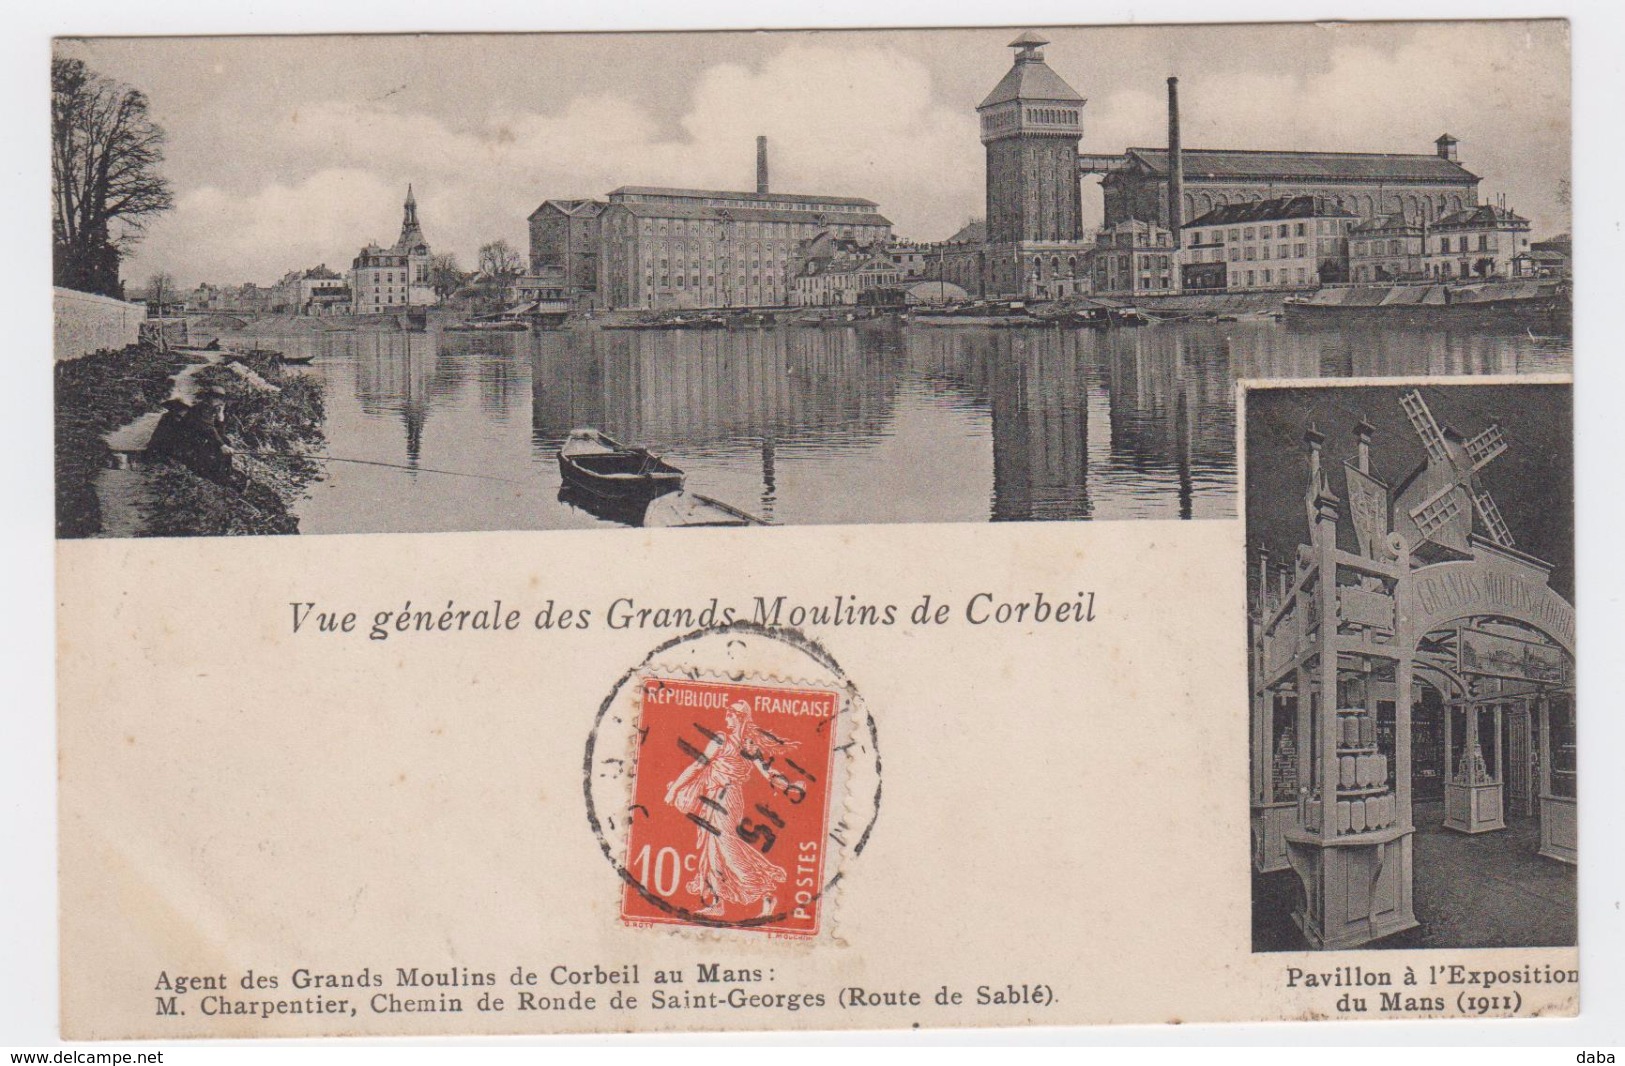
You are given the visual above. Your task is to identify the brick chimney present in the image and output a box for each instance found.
[1168,77,1184,249]
[757,136,769,195]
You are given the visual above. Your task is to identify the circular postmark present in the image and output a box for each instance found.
[583,622,881,938]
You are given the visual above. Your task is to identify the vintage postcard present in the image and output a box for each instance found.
[51,19,1579,1038]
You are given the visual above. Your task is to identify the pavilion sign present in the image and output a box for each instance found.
[1406,558,1575,653]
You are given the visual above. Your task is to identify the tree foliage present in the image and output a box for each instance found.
[52,55,174,297]
[145,271,177,310]
[429,253,467,300]
[477,240,524,281]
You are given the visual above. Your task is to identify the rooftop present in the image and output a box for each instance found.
[1350,213,1423,235]
[802,255,896,277]
[609,185,878,208]
[605,200,891,228]
[529,198,607,220]
[978,44,1084,108]
[1122,147,1480,184]
[1434,203,1530,229]
[1182,194,1358,228]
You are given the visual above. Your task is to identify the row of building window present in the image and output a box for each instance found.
[649,250,789,267]
[1190,219,1353,246]
[1231,267,1315,287]
[1354,239,1412,256]
[1349,234,1518,257]
[1024,107,1077,125]
[1188,240,1340,264]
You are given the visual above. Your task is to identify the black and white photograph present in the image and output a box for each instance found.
[52,22,1571,538]
[1246,381,1575,952]
[27,6,1616,1048]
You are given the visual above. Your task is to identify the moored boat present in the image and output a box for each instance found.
[644,492,768,527]
[558,485,768,528]
[556,429,684,500]
[445,319,530,332]
[1283,280,1570,331]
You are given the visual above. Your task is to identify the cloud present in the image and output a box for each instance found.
[122,24,1569,287]
[134,169,401,286]
[1081,23,1570,235]
[129,42,983,286]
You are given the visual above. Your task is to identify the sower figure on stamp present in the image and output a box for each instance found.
[664,701,802,919]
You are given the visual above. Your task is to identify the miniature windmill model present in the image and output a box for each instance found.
[1398,389,1515,551]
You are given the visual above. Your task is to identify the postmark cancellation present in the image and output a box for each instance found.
[583,625,881,941]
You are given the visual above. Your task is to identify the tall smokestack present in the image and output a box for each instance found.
[756,136,769,195]
[1167,77,1183,249]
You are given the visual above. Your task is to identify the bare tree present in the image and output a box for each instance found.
[429,253,466,300]
[477,240,524,281]
[145,271,177,314]
[52,55,174,297]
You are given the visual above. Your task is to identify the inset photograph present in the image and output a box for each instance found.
[1245,380,1574,951]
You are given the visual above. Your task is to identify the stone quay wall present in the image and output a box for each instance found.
[54,286,148,362]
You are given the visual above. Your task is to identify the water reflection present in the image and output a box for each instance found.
[254,320,1568,535]
[529,327,902,451]
[349,332,465,465]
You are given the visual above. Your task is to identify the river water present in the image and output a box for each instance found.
[235,320,1571,534]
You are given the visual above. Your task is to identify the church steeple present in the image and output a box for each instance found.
[395,184,426,252]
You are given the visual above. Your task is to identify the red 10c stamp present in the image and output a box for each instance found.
[621,676,841,937]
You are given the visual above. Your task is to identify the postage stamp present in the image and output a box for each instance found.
[621,676,842,936]
[583,622,882,940]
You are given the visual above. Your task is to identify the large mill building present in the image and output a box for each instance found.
[530,137,892,311]
[962,31,1483,298]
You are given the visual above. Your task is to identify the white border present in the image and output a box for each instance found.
[6,0,1622,1052]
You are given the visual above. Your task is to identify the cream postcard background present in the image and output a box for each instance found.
[14,0,1621,1049]
[57,519,1576,1038]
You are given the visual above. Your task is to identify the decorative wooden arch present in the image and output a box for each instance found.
[1250,412,1577,949]
[1404,559,1575,659]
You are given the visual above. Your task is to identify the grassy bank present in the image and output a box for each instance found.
[134,355,327,537]
[55,346,327,538]
[54,344,190,537]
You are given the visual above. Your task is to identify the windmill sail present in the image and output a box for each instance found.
[1410,483,1466,540]
[1399,388,1517,553]
[1401,390,1449,464]
[1465,425,1507,470]
[1472,488,1515,547]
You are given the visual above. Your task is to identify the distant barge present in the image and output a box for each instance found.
[1284,280,1570,330]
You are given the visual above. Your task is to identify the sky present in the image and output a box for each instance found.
[56,20,1571,289]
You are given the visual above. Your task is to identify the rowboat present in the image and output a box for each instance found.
[558,484,767,528]
[644,492,767,527]
[556,429,684,500]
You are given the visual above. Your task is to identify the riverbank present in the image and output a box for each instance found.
[55,345,189,537]
[56,345,327,538]
[219,311,426,335]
